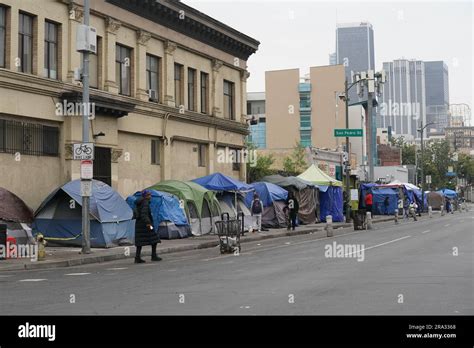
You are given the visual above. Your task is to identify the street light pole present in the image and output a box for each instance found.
[418,121,436,213]
[344,79,351,222]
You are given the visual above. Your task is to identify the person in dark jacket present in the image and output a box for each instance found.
[134,190,161,264]
[285,192,299,231]
[383,196,390,215]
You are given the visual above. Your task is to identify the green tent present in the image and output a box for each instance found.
[297,164,343,186]
[148,180,220,235]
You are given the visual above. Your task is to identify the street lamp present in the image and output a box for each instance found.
[417,120,436,212]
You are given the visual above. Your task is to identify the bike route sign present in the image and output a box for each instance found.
[73,143,94,160]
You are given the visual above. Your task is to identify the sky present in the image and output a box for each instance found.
[185,0,473,119]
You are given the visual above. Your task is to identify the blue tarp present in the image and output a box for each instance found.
[319,186,343,222]
[33,180,134,248]
[372,187,398,215]
[126,190,189,229]
[245,182,288,208]
[192,173,252,192]
[438,188,457,199]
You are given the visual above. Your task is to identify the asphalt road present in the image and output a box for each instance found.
[1,211,473,315]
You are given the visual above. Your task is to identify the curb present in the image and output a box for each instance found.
[0,216,404,272]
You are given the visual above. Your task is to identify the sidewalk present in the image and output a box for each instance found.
[0,214,406,271]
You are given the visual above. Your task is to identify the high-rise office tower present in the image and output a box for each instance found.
[424,61,449,134]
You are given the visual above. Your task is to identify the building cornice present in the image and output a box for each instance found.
[105,0,259,60]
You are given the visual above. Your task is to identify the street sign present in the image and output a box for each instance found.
[81,180,92,197]
[426,175,432,184]
[80,160,93,179]
[334,129,363,137]
[73,143,94,160]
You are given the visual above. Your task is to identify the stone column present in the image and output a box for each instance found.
[239,69,250,123]
[207,142,215,175]
[163,40,177,107]
[136,30,151,102]
[104,17,121,94]
[211,59,223,117]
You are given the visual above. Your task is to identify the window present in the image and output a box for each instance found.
[89,36,100,88]
[18,13,33,73]
[187,68,196,111]
[174,63,183,107]
[223,80,235,120]
[146,54,160,102]
[0,119,59,156]
[0,7,5,68]
[115,44,131,96]
[200,72,209,114]
[44,21,58,79]
[231,148,240,171]
[198,144,206,167]
[151,139,160,165]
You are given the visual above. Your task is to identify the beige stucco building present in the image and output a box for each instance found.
[0,0,259,209]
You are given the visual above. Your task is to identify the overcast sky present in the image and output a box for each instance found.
[185,0,473,117]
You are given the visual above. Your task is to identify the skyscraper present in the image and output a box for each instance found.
[379,59,427,140]
[336,22,375,101]
[424,61,449,134]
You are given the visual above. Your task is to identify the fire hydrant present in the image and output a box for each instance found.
[36,233,47,261]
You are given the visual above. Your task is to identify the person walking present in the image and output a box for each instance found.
[365,191,373,215]
[409,200,418,221]
[251,193,264,232]
[403,197,410,220]
[133,190,161,264]
[286,192,299,231]
[397,196,404,217]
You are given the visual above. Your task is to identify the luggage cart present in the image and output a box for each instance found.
[215,212,242,254]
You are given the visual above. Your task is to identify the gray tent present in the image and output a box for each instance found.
[262,175,319,224]
[427,191,445,210]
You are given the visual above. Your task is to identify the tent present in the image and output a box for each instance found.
[427,191,445,210]
[245,182,288,228]
[297,165,343,222]
[126,190,191,240]
[371,187,398,215]
[33,180,135,248]
[262,175,318,224]
[438,188,457,200]
[0,188,35,245]
[148,180,220,236]
[192,173,256,231]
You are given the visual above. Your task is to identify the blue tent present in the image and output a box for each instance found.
[192,173,252,192]
[319,185,343,222]
[438,188,457,199]
[33,180,135,248]
[126,190,191,240]
[371,187,398,215]
[245,182,288,207]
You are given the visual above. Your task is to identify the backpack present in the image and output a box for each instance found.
[252,199,262,214]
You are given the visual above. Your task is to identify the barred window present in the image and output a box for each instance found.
[0,119,59,156]
[0,6,6,68]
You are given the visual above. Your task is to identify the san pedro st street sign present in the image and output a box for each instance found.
[334,129,363,137]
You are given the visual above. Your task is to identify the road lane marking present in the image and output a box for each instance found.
[345,235,411,257]
[0,275,13,278]
[444,224,451,227]
[105,267,128,271]
[65,272,91,276]
[19,279,47,282]
[421,230,431,234]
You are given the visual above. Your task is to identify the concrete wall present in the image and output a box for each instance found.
[374,166,408,183]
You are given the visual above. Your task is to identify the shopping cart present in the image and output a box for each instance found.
[215,212,242,254]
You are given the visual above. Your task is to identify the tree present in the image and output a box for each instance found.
[456,153,474,185]
[390,136,415,165]
[246,141,275,183]
[282,142,307,175]
[422,140,453,190]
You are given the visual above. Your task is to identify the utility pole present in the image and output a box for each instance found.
[344,79,351,222]
[81,0,91,254]
[367,91,374,181]
[418,121,435,213]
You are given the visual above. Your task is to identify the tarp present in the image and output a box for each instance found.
[371,187,398,215]
[438,188,457,199]
[126,190,191,240]
[192,173,252,192]
[0,187,34,223]
[262,175,315,191]
[319,186,343,222]
[34,180,134,248]
[297,164,343,187]
[245,182,288,207]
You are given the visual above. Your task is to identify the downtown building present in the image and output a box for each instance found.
[378,59,427,140]
[425,61,450,134]
[0,0,259,209]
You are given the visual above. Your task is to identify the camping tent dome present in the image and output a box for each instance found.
[298,164,343,187]
[147,180,220,236]
[33,180,135,248]
[0,187,35,244]
[127,189,191,240]
[245,182,288,228]
[192,172,252,192]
